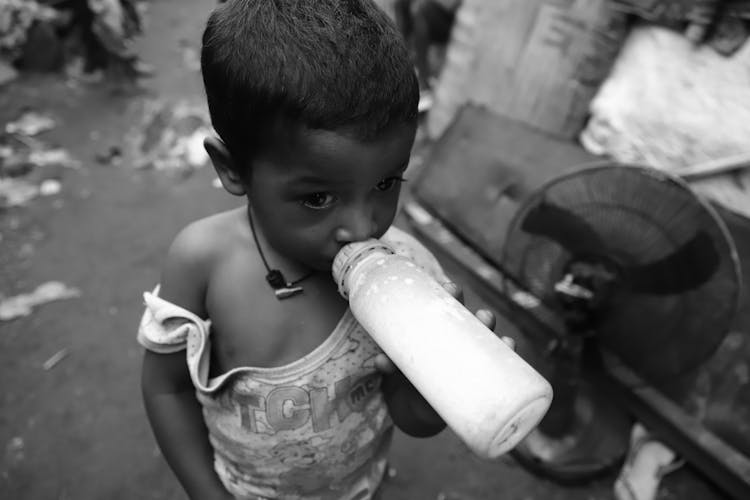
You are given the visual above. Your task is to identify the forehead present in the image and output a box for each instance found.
[260,123,416,185]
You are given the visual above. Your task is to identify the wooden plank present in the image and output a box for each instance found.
[679,153,750,180]
[429,0,628,140]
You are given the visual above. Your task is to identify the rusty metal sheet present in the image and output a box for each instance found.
[413,105,598,268]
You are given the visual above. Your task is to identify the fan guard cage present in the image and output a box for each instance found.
[501,164,741,382]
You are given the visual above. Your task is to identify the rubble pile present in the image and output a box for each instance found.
[0,0,149,85]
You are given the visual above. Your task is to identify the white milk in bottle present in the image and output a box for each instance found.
[332,239,553,459]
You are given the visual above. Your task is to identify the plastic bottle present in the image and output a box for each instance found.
[332,239,553,459]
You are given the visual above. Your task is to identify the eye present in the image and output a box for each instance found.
[301,192,337,210]
[375,176,406,192]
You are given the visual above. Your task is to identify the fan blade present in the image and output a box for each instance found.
[520,202,607,256]
[622,231,720,294]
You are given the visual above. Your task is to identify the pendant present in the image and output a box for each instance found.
[274,285,305,299]
[266,270,304,300]
[266,270,287,289]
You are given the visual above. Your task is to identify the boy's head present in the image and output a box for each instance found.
[201,0,419,173]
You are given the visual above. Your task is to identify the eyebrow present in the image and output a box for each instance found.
[288,162,409,189]
[286,176,338,189]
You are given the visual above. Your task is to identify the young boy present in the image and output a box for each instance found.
[138,1,494,499]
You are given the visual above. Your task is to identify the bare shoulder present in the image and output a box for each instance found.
[159,207,248,317]
[168,209,245,260]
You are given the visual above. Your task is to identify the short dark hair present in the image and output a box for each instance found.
[201,0,419,169]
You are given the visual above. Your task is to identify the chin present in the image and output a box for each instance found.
[303,255,335,272]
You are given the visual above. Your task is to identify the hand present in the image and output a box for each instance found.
[373,281,516,375]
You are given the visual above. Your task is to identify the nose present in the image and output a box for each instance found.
[335,202,377,244]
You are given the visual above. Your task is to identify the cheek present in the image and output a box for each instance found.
[280,218,334,252]
[373,193,400,234]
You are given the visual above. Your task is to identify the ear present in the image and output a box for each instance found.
[204,136,246,196]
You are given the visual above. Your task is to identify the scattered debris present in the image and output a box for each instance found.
[27,148,80,169]
[4,436,25,467]
[180,40,201,72]
[39,179,61,196]
[95,145,123,166]
[0,281,81,321]
[0,177,38,207]
[64,56,104,85]
[5,111,56,136]
[1,141,79,178]
[0,121,79,207]
[126,99,212,173]
[613,423,683,500]
[0,142,33,177]
[42,348,70,370]
[0,59,18,86]
[86,0,151,79]
[610,0,750,55]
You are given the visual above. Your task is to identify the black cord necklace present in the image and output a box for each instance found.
[247,208,315,299]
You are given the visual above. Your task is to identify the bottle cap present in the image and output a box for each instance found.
[332,239,394,298]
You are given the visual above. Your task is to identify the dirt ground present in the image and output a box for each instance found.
[0,1,746,499]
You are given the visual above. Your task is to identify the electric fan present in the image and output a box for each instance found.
[500,164,742,482]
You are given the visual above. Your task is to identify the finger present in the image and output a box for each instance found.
[501,336,516,351]
[441,281,464,303]
[374,353,397,374]
[475,308,496,331]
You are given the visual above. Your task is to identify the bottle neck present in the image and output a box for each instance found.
[332,240,395,299]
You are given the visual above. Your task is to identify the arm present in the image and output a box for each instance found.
[142,351,232,500]
[381,368,447,437]
[141,225,232,500]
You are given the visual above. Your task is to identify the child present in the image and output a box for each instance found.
[138,1,495,499]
